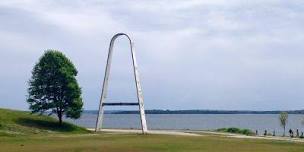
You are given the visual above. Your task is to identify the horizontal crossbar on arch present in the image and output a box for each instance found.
[102,102,139,106]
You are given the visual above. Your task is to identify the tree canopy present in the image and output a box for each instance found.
[27,50,83,125]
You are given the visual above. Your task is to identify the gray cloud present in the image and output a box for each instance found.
[0,0,304,110]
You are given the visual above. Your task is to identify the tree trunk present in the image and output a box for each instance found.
[59,115,62,126]
[57,109,63,126]
[283,126,285,137]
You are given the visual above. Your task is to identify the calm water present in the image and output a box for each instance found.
[66,113,304,135]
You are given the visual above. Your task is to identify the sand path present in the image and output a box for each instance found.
[88,128,304,143]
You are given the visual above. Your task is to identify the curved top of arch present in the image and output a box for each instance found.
[110,33,133,45]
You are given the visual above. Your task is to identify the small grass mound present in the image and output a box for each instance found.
[0,108,90,136]
[216,127,255,136]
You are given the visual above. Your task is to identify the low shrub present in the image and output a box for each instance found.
[216,127,254,136]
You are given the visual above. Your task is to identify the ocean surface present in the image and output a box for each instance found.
[66,113,304,135]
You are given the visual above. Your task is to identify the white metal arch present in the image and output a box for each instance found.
[95,33,148,134]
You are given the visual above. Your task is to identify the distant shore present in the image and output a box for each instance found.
[84,109,304,114]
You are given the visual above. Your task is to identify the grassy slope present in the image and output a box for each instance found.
[1,133,304,152]
[0,108,304,152]
[0,108,89,136]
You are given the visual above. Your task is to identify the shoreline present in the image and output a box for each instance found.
[88,128,304,143]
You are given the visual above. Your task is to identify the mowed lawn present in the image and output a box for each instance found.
[1,133,304,152]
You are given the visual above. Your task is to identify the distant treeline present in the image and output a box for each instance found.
[84,109,304,114]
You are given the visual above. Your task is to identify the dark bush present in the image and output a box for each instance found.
[217,127,254,136]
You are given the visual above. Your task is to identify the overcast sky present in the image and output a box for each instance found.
[1,0,304,111]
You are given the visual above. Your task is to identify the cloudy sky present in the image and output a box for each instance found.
[1,0,304,111]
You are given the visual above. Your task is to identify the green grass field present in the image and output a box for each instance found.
[1,108,304,152]
[0,108,89,136]
[2,133,304,152]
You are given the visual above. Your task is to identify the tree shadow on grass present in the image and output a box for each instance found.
[16,117,80,133]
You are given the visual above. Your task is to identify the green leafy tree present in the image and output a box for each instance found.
[279,112,288,136]
[27,50,83,125]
